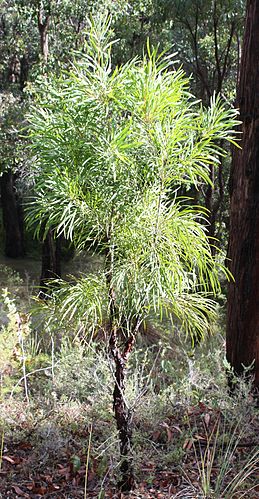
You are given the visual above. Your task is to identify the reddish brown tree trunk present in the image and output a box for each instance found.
[227,0,259,389]
[104,231,135,491]
[109,330,135,491]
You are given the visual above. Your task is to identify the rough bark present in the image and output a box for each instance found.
[105,227,135,491]
[227,0,259,389]
[0,170,24,258]
[109,330,135,491]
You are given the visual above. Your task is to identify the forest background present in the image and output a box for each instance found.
[0,1,258,498]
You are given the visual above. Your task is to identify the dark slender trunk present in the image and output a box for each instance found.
[40,230,61,295]
[37,2,62,294]
[0,170,24,258]
[205,146,225,258]
[227,0,259,390]
[38,5,50,64]
[109,331,135,491]
[205,165,217,256]
[19,55,29,91]
[105,228,135,491]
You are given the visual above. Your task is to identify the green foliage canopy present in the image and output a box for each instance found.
[26,15,239,340]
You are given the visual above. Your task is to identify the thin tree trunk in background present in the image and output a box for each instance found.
[38,3,50,64]
[40,231,61,294]
[0,170,24,258]
[37,1,62,289]
[19,55,29,91]
[184,3,236,253]
[205,165,217,256]
[0,49,27,259]
[227,0,259,389]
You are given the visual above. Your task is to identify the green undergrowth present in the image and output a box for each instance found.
[0,273,258,497]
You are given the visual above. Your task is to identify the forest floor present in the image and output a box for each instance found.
[0,258,259,498]
[0,400,258,498]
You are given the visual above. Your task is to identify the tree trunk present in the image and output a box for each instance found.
[19,55,29,91]
[0,170,24,258]
[37,2,62,293]
[205,165,217,256]
[109,330,135,491]
[38,4,50,64]
[40,230,61,295]
[105,228,135,491]
[227,0,259,389]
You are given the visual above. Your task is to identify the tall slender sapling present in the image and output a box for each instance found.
[26,15,239,491]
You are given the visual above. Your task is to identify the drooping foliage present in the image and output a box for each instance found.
[26,14,239,340]
[0,0,245,262]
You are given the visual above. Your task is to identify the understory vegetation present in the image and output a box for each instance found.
[0,264,258,498]
[19,13,246,495]
[0,3,259,498]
